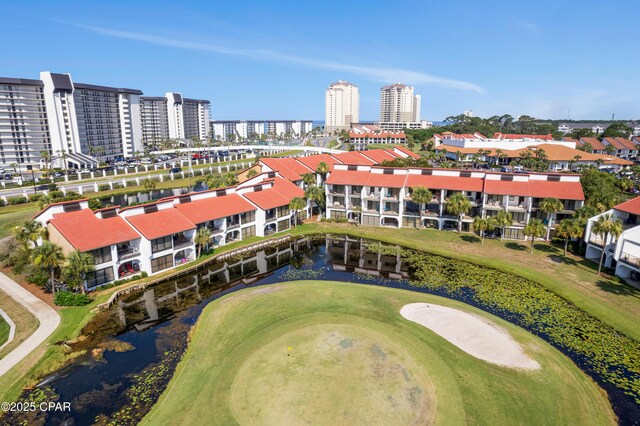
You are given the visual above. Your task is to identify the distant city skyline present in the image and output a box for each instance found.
[1,1,639,121]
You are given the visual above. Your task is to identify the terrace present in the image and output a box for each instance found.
[116,241,140,261]
[172,232,192,249]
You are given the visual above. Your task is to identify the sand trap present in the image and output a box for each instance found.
[400,303,540,370]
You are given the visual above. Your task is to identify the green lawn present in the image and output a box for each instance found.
[0,287,39,360]
[0,203,39,239]
[0,314,9,347]
[144,281,614,425]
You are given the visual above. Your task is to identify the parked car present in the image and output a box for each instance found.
[170,167,182,173]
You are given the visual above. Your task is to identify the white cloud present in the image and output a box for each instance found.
[62,22,486,94]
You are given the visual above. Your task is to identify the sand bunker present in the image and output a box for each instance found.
[400,303,540,370]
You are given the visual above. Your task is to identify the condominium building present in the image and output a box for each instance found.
[379,83,421,123]
[325,81,359,132]
[584,197,640,281]
[211,120,312,141]
[265,120,313,137]
[0,77,52,166]
[325,165,584,239]
[140,96,170,145]
[166,93,210,142]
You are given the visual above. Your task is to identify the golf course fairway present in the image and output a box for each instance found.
[143,281,615,425]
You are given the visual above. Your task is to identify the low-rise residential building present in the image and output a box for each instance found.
[584,197,640,281]
[601,137,638,159]
[349,130,406,150]
[325,164,584,239]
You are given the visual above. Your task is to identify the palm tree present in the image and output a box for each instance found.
[14,220,46,248]
[32,241,65,295]
[194,227,212,258]
[305,184,326,213]
[63,250,95,293]
[302,172,316,187]
[555,218,584,257]
[315,162,329,183]
[473,216,496,245]
[445,192,472,233]
[540,197,564,240]
[494,210,512,240]
[592,213,623,275]
[524,219,546,254]
[289,197,306,228]
[410,187,432,216]
[40,150,51,176]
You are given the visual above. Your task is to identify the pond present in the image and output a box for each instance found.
[3,235,639,425]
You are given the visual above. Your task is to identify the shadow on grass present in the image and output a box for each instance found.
[505,242,526,251]
[460,235,481,243]
[532,243,562,254]
[595,279,640,298]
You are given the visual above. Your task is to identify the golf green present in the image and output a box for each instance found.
[143,281,615,425]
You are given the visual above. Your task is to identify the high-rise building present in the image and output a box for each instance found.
[40,72,142,164]
[325,81,359,132]
[379,83,421,123]
[140,96,170,145]
[0,77,52,166]
[166,93,210,142]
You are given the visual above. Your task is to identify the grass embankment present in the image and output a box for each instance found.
[0,288,39,359]
[144,281,614,425]
[294,223,640,343]
[0,204,38,239]
[0,314,9,347]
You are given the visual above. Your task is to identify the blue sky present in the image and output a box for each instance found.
[2,0,639,121]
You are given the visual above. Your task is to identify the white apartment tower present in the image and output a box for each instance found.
[379,83,421,123]
[40,72,143,164]
[166,93,210,142]
[140,97,170,145]
[0,77,52,166]
[325,81,359,132]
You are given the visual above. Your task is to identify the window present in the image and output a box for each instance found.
[151,254,173,273]
[90,247,112,265]
[277,218,290,232]
[277,205,289,217]
[86,266,114,288]
[241,210,256,224]
[242,225,256,239]
[362,215,379,226]
[331,211,346,220]
[151,235,172,253]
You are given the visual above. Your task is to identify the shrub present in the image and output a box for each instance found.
[8,196,27,205]
[98,184,110,191]
[49,190,64,198]
[29,193,45,202]
[27,267,49,287]
[0,199,5,207]
[54,291,92,306]
[112,183,124,189]
[140,271,148,278]
[336,218,348,223]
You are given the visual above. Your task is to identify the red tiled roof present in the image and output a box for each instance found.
[405,174,484,192]
[33,198,89,220]
[331,151,377,165]
[259,157,308,181]
[393,146,421,159]
[360,149,397,163]
[615,197,640,216]
[242,178,304,210]
[349,132,406,139]
[483,179,530,196]
[49,209,140,251]
[615,138,637,151]
[529,180,584,200]
[326,169,371,186]
[126,208,195,240]
[580,137,606,151]
[603,137,626,150]
[494,133,553,140]
[296,153,342,172]
[563,137,579,143]
[365,172,407,188]
[174,194,255,225]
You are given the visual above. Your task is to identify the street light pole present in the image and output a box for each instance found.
[26,165,36,194]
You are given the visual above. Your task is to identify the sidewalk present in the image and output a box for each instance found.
[0,273,60,377]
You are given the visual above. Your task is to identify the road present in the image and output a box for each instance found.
[0,272,60,378]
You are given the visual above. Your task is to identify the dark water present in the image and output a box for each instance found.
[99,182,207,207]
[3,235,639,425]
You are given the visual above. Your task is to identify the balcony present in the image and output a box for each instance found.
[588,235,604,247]
[117,246,139,261]
[484,200,503,209]
[364,192,380,200]
[227,220,241,229]
[620,252,640,269]
[382,192,400,201]
[506,203,526,211]
[173,237,193,249]
[331,201,346,209]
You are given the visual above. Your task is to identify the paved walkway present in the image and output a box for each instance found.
[0,307,16,352]
[0,273,60,377]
